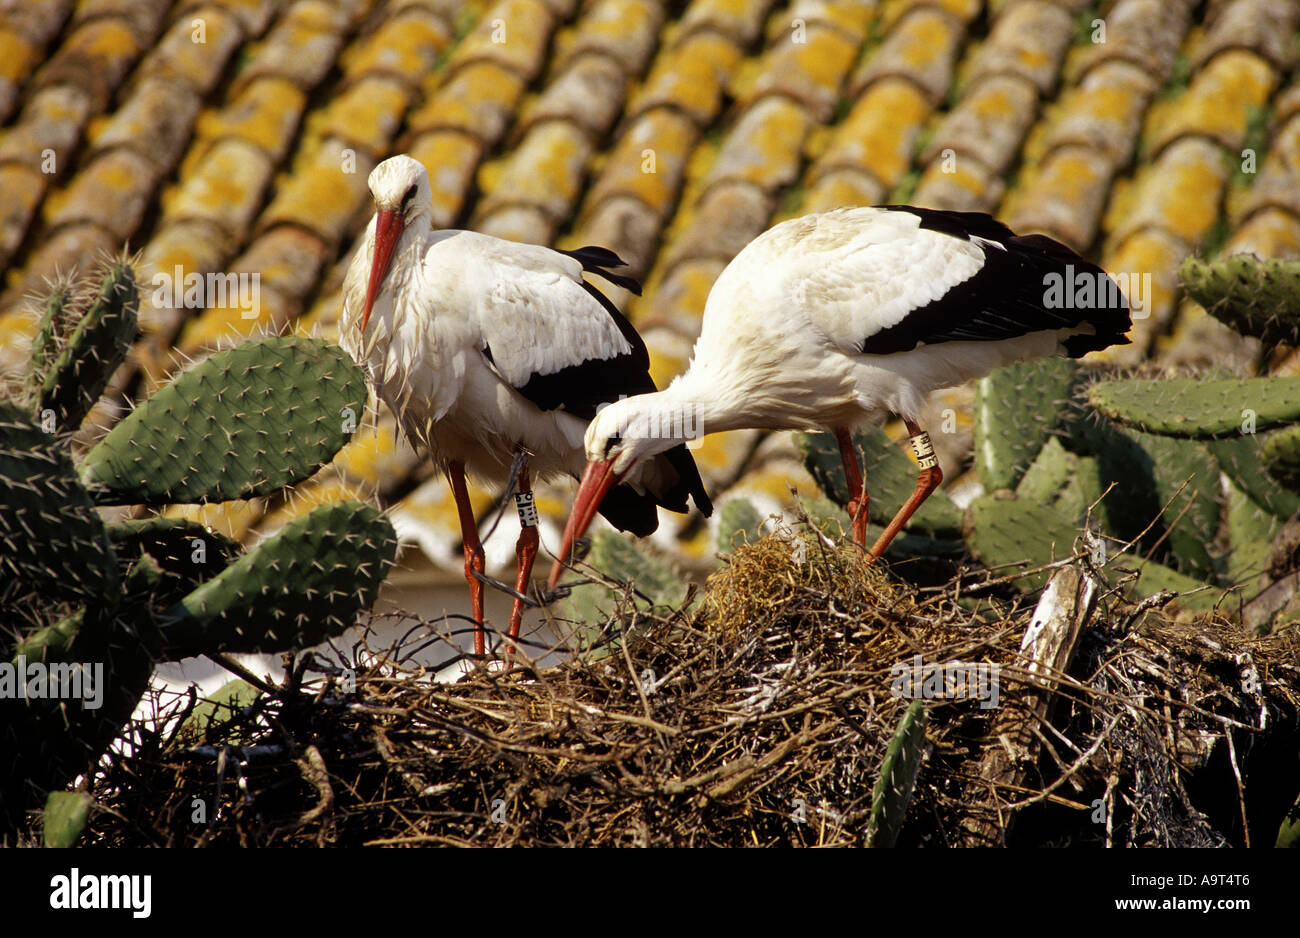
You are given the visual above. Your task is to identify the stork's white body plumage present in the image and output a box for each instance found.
[549,205,1132,584]
[340,156,710,656]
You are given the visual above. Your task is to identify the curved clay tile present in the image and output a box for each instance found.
[850,6,967,105]
[1193,0,1299,72]
[339,8,452,93]
[408,61,528,142]
[89,77,204,172]
[701,96,814,192]
[446,0,556,78]
[639,256,731,335]
[407,131,484,229]
[746,22,863,120]
[1004,144,1114,250]
[31,18,148,111]
[639,324,696,390]
[963,1,1074,97]
[136,220,235,333]
[923,74,1039,174]
[1234,107,1300,224]
[880,0,981,31]
[1106,137,1229,249]
[305,75,411,156]
[0,224,117,308]
[1039,60,1156,165]
[677,0,776,46]
[571,196,662,281]
[812,78,931,191]
[135,7,246,94]
[190,78,310,166]
[1098,227,1189,357]
[802,167,888,213]
[43,148,159,241]
[163,138,277,241]
[779,0,878,42]
[0,166,43,265]
[627,31,742,126]
[0,0,76,123]
[583,108,696,222]
[516,53,629,137]
[230,0,354,94]
[174,0,278,36]
[551,0,664,76]
[1074,0,1195,85]
[1221,206,1300,260]
[478,121,592,232]
[911,156,1004,211]
[256,139,376,246]
[1145,49,1279,158]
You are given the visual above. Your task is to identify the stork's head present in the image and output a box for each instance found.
[546,396,687,590]
[360,155,432,332]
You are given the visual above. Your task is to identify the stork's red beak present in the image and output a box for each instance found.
[361,208,403,332]
[546,457,623,590]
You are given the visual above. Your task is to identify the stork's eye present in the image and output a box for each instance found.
[400,184,417,209]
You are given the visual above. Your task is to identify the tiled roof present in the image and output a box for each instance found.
[3,0,1299,579]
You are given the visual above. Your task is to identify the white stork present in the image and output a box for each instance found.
[340,155,712,656]
[547,205,1132,588]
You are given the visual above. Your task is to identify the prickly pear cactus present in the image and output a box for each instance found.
[1263,424,1300,492]
[160,501,398,657]
[0,404,118,605]
[79,336,367,505]
[717,497,765,552]
[1209,435,1300,520]
[108,517,241,608]
[974,357,1078,491]
[27,261,138,435]
[1179,254,1300,348]
[866,699,927,848]
[1087,377,1300,438]
[797,428,961,536]
[560,529,691,640]
[963,491,1079,592]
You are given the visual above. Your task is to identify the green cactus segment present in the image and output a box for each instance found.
[1263,423,1300,492]
[717,498,765,553]
[1209,435,1300,519]
[108,517,241,606]
[1128,558,1228,612]
[560,529,691,636]
[14,609,86,662]
[1138,433,1220,580]
[80,337,368,506]
[160,501,397,657]
[25,278,74,403]
[1015,436,1075,504]
[964,492,1079,592]
[797,429,961,536]
[1087,377,1300,438]
[866,699,926,848]
[42,791,92,848]
[974,357,1077,491]
[0,405,118,602]
[34,262,138,434]
[1054,455,1104,525]
[1179,254,1300,347]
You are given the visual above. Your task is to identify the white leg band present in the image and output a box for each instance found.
[515,491,538,528]
[909,431,938,470]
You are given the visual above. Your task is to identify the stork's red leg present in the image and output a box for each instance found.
[506,460,539,657]
[868,418,943,559]
[447,461,487,656]
[835,427,869,547]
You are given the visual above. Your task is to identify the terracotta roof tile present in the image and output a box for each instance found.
[850,7,968,104]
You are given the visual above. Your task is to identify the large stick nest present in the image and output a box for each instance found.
[84,527,1300,847]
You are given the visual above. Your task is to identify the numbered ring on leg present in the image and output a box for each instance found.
[909,431,939,470]
[515,491,539,528]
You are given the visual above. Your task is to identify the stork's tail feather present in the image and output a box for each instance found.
[558,246,643,296]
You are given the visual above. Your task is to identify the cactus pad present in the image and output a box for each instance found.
[1179,254,1300,347]
[1087,377,1300,438]
[80,337,368,505]
[0,404,118,603]
[160,500,397,656]
[31,262,138,434]
[716,497,765,552]
[108,517,241,607]
[963,491,1079,592]
[1263,423,1300,492]
[974,357,1078,491]
[866,699,926,848]
[1209,435,1300,520]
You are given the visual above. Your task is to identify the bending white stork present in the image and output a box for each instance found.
[547,205,1132,588]
[340,155,712,656]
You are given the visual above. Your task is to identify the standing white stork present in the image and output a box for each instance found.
[547,205,1131,588]
[340,155,712,656]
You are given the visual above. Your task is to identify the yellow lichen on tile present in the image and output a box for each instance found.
[304,76,409,156]
[1221,206,1300,260]
[448,0,554,78]
[162,138,274,236]
[585,108,696,217]
[817,78,929,187]
[331,419,422,490]
[259,141,373,244]
[338,11,452,85]
[407,130,483,227]
[407,61,526,140]
[256,478,372,534]
[1145,49,1278,156]
[750,26,861,118]
[802,168,888,213]
[0,29,36,84]
[1107,137,1228,248]
[629,32,740,124]
[190,78,307,163]
[705,96,812,190]
[477,121,587,221]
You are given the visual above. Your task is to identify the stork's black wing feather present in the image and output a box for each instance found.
[860,207,1132,358]
[555,245,643,296]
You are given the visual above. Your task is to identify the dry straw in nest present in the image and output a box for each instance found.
[83,526,1299,848]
